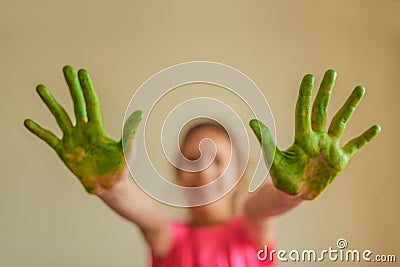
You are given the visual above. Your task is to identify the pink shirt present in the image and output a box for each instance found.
[151,215,275,267]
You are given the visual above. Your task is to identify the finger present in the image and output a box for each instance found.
[311,69,336,132]
[343,125,381,157]
[24,119,60,150]
[63,65,87,124]
[295,74,314,135]
[122,110,144,151]
[36,84,73,134]
[328,86,365,139]
[78,69,104,128]
[249,119,282,167]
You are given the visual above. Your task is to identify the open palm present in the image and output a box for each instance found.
[250,70,381,200]
[24,66,142,194]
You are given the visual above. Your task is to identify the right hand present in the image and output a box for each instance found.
[24,66,143,195]
[250,70,380,200]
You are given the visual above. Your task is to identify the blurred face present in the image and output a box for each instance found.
[177,126,244,225]
[177,126,235,188]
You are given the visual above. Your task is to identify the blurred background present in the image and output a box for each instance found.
[1,0,399,266]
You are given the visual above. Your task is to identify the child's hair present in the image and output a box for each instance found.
[180,119,230,148]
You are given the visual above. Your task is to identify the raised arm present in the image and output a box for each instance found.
[243,70,381,244]
[24,66,172,258]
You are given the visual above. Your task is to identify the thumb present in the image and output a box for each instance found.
[249,119,281,166]
[122,110,144,152]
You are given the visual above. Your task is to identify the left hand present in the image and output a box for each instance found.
[250,70,381,200]
[24,66,143,195]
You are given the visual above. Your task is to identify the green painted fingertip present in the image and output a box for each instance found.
[131,110,144,129]
[372,124,382,136]
[303,73,315,82]
[77,69,92,88]
[249,119,259,129]
[124,110,144,135]
[354,86,366,98]
[78,69,89,80]
[23,119,34,130]
[64,66,79,82]
[299,74,315,94]
[36,85,54,104]
[325,69,337,79]
[132,110,144,120]
[36,84,47,95]
[122,110,144,150]
[249,119,262,142]
[23,118,31,127]
[62,65,77,86]
[62,65,74,74]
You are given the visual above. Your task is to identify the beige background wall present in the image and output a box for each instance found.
[1,1,399,266]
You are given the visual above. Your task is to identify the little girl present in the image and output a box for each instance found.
[24,66,380,266]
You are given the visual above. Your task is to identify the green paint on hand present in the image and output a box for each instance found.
[250,70,381,200]
[24,65,143,195]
